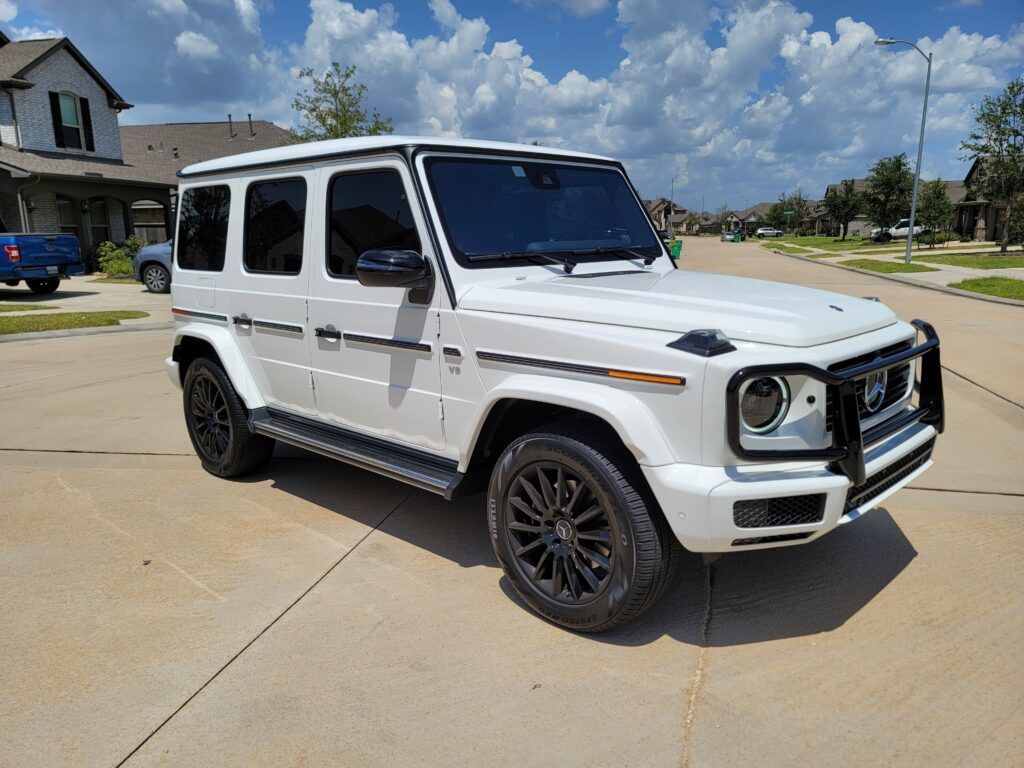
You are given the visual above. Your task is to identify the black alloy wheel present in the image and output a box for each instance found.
[505,462,614,605]
[489,425,678,632]
[188,369,231,463]
[182,356,275,477]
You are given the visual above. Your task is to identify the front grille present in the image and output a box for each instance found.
[826,340,914,431]
[732,532,812,546]
[844,438,935,513]
[733,494,826,528]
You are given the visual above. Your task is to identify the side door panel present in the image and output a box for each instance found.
[307,158,446,451]
[226,169,315,414]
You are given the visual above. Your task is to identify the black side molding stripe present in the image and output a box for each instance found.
[252,319,304,334]
[171,307,228,323]
[343,333,432,353]
[476,351,685,386]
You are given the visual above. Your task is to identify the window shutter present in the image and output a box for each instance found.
[48,91,65,148]
[79,97,95,152]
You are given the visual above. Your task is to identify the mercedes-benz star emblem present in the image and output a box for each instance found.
[554,519,574,541]
[861,368,888,413]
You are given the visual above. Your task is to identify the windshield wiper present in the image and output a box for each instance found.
[466,251,576,274]
[570,246,656,266]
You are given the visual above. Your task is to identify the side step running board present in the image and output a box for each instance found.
[250,407,464,498]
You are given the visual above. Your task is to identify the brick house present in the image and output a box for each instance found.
[644,197,686,232]
[953,158,1006,241]
[0,32,174,257]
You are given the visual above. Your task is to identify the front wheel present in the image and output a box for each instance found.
[142,263,170,293]
[488,425,677,632]
[183,356,275,477]
[26,277,60,295]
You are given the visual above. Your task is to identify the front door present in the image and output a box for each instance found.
[229,170,315,413]
[307,157,445,451]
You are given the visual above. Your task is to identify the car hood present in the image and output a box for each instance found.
[458,269,898,347]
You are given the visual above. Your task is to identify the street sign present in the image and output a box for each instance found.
[783,210,795,215]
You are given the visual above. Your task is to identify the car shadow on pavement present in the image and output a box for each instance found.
[261,447,917,648]
[0,289,100,302]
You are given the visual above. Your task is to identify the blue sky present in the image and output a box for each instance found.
[4,0,1023,211]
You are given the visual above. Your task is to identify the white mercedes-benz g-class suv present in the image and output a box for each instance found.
[167,136,944,632]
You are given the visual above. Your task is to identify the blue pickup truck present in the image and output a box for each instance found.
[0,219,83,295]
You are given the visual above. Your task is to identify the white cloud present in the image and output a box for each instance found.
[234,0,259,33]
[0,0,17,23]
[147,0,188,16]
[12,24,64,39]
[174,30,220,60]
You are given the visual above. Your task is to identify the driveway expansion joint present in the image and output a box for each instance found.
[681,560,715,768]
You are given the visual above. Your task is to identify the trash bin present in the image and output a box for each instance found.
[669,240,683,260]
[732,233,741,243]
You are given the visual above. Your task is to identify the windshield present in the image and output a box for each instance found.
[424,156,662,269]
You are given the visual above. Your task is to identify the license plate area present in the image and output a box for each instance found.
[45,266,58,275]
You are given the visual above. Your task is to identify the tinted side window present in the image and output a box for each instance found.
[244,178,306,274]
[327,170,420,278]
[176,185,230,271]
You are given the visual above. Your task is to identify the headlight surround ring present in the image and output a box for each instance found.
[739,376,791,434]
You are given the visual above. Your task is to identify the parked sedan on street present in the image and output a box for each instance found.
[133,240,172,293]
[755,227,783,238]
[720,230,746,242]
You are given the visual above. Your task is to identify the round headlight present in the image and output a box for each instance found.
[740,376,790,434]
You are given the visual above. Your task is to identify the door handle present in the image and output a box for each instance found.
[314,326,342,340]
[232,315,252,326]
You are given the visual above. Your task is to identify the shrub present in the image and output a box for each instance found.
[95,237,142,277]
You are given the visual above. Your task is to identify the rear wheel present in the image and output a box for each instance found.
[142,263,170,293]
[183,357,274,477]
[488,425,677,632]
[26,278,60,295]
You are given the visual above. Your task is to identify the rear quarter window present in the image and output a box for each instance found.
[176,185,230,271]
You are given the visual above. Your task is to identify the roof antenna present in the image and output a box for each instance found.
[227,114,237,139]
[247,113,255,138]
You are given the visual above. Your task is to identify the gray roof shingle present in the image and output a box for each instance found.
[0,38,62,81]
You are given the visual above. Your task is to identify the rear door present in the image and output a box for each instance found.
[227,169,316,413]
[307,156,445,451]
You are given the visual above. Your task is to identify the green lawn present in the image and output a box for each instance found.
[907,252,1024,269]
[839,259,939,274]
[948,277,1024,301]
[0,310,149,335]
[88,277,139,285]
[772,236,878,252]
[0,303,56,313]
[764,244,814,255]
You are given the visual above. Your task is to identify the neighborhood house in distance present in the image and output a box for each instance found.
[0,30,291,255]
[648,165,1006,242]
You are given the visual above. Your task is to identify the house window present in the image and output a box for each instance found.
[59,93,84,150]
[87,199,110,245]
[56,197,78,235]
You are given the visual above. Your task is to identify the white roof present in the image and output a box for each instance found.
[179,134,615,177]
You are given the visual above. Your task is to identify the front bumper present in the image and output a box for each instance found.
[644,420,936,553]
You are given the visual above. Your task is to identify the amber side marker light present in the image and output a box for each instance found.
[607,370,684,385]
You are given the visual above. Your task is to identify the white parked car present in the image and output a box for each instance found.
[755,227,783,238]
[167,136,945,632]
[870,219,931,242]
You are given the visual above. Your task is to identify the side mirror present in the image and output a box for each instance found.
[356,249,432,290]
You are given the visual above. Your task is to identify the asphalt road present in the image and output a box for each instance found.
[0,239,1021,767]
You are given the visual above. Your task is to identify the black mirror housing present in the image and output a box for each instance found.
[356,249,432,290]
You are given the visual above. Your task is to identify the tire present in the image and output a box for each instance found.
[142,263,170,293]
[488,424,678,632]
[183,356,275,477]
[881,232,893,243]
[26,277,60,295]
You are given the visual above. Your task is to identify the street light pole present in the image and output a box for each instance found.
[875,37,933,264]
[669,173,682,230]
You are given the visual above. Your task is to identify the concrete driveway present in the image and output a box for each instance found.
[0,277,171,329]
[0,240,1021,767]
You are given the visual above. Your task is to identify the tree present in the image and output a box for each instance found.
[766,189,810,233]
[291,62,393,143]
[765,201,787,230]
[960,78,1024,253]
[862,154,914,233]
[917,180,954,248]
[822,179,861,241]
[716,203,732,230]
[684,212,701,233]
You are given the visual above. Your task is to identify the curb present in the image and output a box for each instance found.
[0,321,173,344]
[763,248,1024,308]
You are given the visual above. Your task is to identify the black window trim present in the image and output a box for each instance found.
[174,183,231,274]
[323,164,422,282]
[241,175,308,277]
[419,152,670,271]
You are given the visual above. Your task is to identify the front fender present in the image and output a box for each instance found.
[171,323,265,410]
[460,373,676,470]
